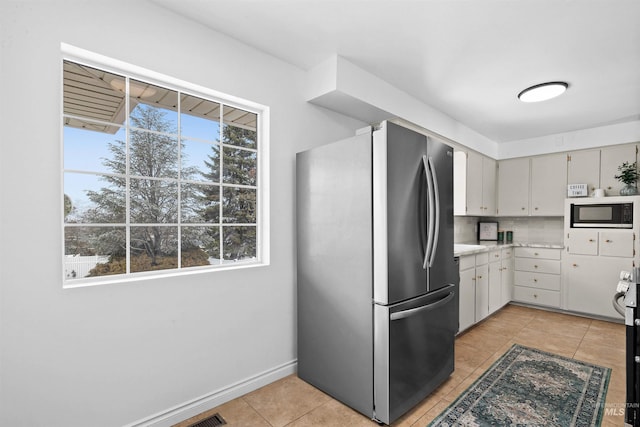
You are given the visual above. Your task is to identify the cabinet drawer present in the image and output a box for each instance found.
[459,255,475,271]
[514,271,561,291]
[475,252,489,265]
[514,258,561,275]
[488,250,502,262]
[514,247,561,260]
[513,286,560,307]
[501,248,513,259]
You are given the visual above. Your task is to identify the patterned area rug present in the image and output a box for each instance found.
[428,344,611,426]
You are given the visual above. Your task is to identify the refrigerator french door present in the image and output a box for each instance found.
[296,121,458,425]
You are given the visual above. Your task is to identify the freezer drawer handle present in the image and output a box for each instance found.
[390,291,455,321]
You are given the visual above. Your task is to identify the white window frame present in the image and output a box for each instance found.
[61,43,270,288]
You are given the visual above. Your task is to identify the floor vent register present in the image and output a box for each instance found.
[190,412,227,427]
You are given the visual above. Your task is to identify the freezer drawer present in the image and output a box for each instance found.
[374,285,457,424]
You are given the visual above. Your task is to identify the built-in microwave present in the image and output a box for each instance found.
[570,202,633,228]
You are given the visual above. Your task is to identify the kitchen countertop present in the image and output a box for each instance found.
[454,241,564,257]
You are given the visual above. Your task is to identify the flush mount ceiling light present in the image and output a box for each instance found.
[518,81,568,103]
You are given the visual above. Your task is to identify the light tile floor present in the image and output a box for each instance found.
[174,304,626,427]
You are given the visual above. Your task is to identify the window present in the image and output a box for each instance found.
[62,58,266,285]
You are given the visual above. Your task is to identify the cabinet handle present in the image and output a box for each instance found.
[477,275,483,279]
[534,252,539,256]
[605,239,612,243]
[534,265,538,268]
[472,277,476,281]
[495,254,499,258]
[607,186,612,190]
[521,207,526,210]
[534,207,539,210]
[533,278,538,282]
[533,294,538,298]
[588,239,594,242]
[572,263,578,267]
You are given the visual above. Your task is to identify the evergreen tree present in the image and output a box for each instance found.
[82,105,201,271]
[199,124,257,261]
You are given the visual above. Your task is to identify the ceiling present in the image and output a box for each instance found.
[150,0,640,143]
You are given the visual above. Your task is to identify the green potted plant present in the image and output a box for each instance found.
[615,161,640,195]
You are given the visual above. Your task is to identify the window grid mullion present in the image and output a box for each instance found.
[125,76,131,275]
[219,104,225,265]
[177,91,182,269]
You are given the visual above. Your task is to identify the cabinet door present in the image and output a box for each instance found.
[601,144,637,196]
[599,230,634,258]
[453,151,467,216]
[567,150,600,194]
[475,264,489,322]
[565,254,633,318]
[567,230,598,255]
[531,153,567,216]
[488,261,502,314]
[483,157,497,215]
[497,158,530,216]
[458,268,476,332]
[466,151,484,216]
[500,257,513,306]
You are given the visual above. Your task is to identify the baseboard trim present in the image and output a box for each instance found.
[124,359,298,427]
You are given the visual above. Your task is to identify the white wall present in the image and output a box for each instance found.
[498,120,640,159]
[307,55,499,158]
[0,2,365,426]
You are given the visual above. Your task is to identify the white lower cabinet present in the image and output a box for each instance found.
[458,253,489,333]
[512,247,562,308]
[458,248,514,333]
[500,248,513,306]
[488,249,502,314]
[475,264,489,322]
[459,261,476,333]
[564,255,632,318]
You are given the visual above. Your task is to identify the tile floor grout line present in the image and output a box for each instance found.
[240,396,277,427]
[572,318,593,360]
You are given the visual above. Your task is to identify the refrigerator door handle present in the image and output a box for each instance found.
[427,156,440,267]
[389,291,455,321]
[422,155,435,269]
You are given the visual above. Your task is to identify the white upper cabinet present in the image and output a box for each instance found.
[454,150,496,216]
[600,144,637,196]
[497,157,530,216]
[567,144,637,197]
[497,153,566,217]
[567,149,600,195]
[466,151,484,215]
[482,156,497,215]
[530,153,567,216]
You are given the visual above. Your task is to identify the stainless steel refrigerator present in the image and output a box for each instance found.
[296,121,459,424]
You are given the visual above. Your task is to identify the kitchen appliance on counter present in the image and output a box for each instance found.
[296,121,459,425]
[613,269,640,427]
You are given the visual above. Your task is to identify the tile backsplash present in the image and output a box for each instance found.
[454,216,564,244]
